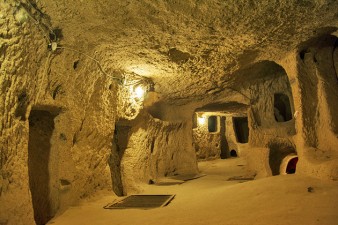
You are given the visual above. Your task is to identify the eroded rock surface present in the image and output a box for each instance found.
[0,1,338,225]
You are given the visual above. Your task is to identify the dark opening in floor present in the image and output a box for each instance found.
[104,195,175,209]
[286,157,298,174]
[28,110,56,225]
[227,176,254,183]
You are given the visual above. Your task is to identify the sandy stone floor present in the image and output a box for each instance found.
[48,158,338,225]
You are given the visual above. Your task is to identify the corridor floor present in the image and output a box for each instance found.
[48,158,338,225]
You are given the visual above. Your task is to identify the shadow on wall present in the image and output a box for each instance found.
[108,123,131,197]
[28,110,58,225]
[220,116,229,159]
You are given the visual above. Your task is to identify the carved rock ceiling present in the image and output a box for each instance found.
[40,0,338,105]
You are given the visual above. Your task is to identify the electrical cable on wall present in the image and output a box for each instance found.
[54,46,153,89]
[19,0,55,45]
[55,46,123,83]
[19,0,152,88]
[19,0,154,120]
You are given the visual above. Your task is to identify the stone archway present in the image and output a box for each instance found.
[279,154,298,175]
[268,142,296,176]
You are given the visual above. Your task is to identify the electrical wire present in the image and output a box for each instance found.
[56,46,154,88]
[35,51,52,103]
[19,0,152,88]
[26,0,57,41]
[19,1,54,44]
[56,46,123,83]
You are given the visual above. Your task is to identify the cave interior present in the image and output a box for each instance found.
[0,1,338,225]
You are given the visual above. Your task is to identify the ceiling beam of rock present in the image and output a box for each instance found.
[32,0,338,105]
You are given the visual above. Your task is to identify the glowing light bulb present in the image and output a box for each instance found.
[135,86,145,98]
[198,116,206,125]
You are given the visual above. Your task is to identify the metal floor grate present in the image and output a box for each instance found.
[104,195,175,209]
[227,176,254,182]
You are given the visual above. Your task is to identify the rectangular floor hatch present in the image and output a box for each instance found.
[104,195,175,209]
[227,176,254,182]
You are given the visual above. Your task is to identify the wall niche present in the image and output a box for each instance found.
[208,116,219,133]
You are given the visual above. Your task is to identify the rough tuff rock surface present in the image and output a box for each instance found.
[39,0,338,104]
[1,1,119,224]
[193,62,295,164]
[0,0,338,225]
[281,37,338,180]
[118,113,198,194]
[193,115,249,161]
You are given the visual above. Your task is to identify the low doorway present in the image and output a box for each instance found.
[28,110,58,225]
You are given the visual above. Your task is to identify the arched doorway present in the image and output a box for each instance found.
[279,154,299,175]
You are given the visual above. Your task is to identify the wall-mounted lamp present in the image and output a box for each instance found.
[134,85,145,99]
[197,116,206,125]
[117,71,154,120]
[128,84,147,100]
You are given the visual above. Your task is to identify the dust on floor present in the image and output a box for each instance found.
[48,158,338,225]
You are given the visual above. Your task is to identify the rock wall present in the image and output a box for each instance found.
[244,64,296,177]
[0,1,337,224]
[192,115,221,160]
[0,2,118,224]
[193,65,295,175]
[193,115,248,160]
[191,39,338,180]
[119,112,198,194]
[225,116,249,157]
[281,35,338,180]
[1,2,49,224]
[246,37,338,180]
[0,3,200,224]
[247,71,296,145]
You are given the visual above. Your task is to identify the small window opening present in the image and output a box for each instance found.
[233,117,249,143]
[208,116,218,132]
[286,157,298,174]
[230,150,237,157]
[274,93,292,122]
